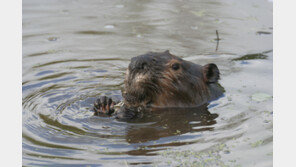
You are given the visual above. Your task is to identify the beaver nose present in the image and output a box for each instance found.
[130,56,151,70]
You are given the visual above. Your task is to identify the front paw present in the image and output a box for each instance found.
[93,96,117,116]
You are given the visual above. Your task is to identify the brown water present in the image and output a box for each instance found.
[22,0,273,166]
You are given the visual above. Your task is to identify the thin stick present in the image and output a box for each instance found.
[215,30,221,51]
[215,30,221,41]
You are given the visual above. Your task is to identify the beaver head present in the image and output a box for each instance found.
[123,50,223,108]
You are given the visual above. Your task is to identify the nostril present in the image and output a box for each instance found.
[141,62,148,69]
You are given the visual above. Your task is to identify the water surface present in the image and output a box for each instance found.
[23,0,273,166]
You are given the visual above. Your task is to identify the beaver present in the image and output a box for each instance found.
[93,50,223,119]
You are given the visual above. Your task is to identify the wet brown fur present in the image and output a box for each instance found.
[122,50,222,109]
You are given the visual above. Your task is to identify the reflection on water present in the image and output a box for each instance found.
[124,105,218,144]
[23,0,272,166]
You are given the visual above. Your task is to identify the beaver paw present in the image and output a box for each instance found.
[93,96,117,116]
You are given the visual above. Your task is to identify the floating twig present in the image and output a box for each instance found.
[215,30,221,52]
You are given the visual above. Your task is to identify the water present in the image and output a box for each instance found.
[22,0,273,166]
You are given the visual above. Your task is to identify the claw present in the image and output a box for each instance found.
[93,96,117,116]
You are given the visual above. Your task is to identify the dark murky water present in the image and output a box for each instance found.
[23,0,273,166]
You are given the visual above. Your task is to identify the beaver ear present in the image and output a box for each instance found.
[203,63,220,83]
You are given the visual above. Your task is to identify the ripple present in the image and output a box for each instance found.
[33,58,129,68]
[76,30,116,35]
[22,76,76,91]
[23,133,83,150]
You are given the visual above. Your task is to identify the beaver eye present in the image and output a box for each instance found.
[172,63,180,70]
